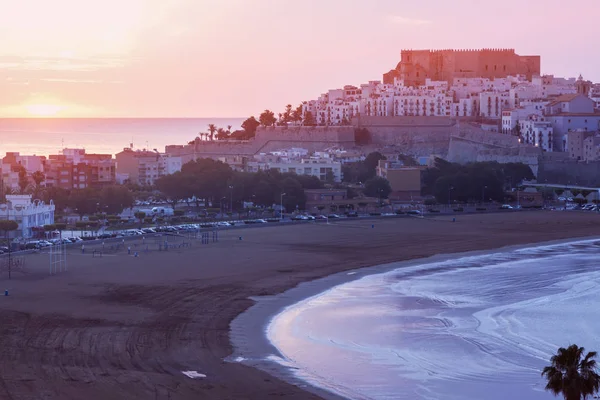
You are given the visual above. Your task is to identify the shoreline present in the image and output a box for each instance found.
[1,211,600,399]
[229,235,600,400]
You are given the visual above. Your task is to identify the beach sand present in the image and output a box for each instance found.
[0,211,599,400]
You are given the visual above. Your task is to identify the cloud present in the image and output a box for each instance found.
[0,55,128,72]
[388,15,432,26]
[41,78,103,84]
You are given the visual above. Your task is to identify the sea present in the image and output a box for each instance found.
[0,118,245,156]
[267,239,600,400]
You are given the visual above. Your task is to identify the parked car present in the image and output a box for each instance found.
[407,210,422,215]
[327,214,341,219]
[346,211,359,217]
[500,204,514,209]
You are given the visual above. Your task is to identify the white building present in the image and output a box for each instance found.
[0,195,55,238]
[519,115,554,151]
[246,158,342,182]
[479,92,511,119]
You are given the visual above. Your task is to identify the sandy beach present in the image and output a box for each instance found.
[1,211,599,400]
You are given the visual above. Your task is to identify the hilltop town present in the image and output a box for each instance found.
[2,48,600,237]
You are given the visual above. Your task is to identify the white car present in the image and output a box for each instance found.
[216,221,231,227]
[500,204,514,209]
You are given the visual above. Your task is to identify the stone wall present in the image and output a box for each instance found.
[476,147,542,176]
[538,156,600,186]
[354,116,489,159]
[165,119,538,173]
[165,126,356,159]
[446,129,520,163]
[254,126,355,153]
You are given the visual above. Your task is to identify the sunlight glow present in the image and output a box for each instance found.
[25,103,64,117]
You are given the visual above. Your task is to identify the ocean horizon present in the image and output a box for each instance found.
[0,117,245,156]
[265,238,600,400]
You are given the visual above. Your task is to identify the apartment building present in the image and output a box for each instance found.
[44,149,116,189]
[115,148,182,185]
[377,160,425,201]
[246,157,343,182]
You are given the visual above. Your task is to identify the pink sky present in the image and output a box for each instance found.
[0,0,597,118]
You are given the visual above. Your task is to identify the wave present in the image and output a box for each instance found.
[267,239,600,400]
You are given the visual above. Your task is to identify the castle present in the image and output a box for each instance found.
[383,48,541,87]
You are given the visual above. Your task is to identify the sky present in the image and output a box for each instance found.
[0,0,598,118]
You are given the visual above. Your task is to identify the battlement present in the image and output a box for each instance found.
[391,48,540,86]
[400,48,516,54]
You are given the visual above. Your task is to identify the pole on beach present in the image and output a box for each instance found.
[280,192,286,222]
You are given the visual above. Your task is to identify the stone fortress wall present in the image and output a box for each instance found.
[384,48,541,86]
[166,126,356,160]
[166,117,543,175]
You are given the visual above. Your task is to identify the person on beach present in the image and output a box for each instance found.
[128,246,131,255]
[81,244,85,254]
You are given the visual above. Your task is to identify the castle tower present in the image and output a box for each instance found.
[576,74,592,96]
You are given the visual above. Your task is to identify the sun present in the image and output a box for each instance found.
[25,104,64,117]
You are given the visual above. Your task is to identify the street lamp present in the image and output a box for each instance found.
[482,185,488,204]
[280,192,286,221]
[229,185,234,214]
[448,186,454,207]
[220,197,227,217]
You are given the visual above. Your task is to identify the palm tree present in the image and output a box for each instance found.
[207,124,217,141]
[542,344,600,400]
[227,125,232,134]
[32,171,45,188]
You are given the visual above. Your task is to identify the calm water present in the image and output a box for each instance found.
[268,240,600,400]
[0,118,244,156]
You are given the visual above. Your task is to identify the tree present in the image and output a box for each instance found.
[342,152,386,184]
[68,187,99,219]
[303,111,316,126]
[134,211,146,224]
[281,177,305,211]
[99,185,134,215]
[355,128,371,145]
[207,124,217,141]
[0,220,18,279]
[155,172,189,209]
[227,125,232,134]
[216,127,229,140]
[282,104,293,124]
[17,166,28,194]
[513,122,522,137]
[542,344,600,400]
[42,187,70,214]
[291,105,303,125]
[364,177,392,199]
[241,116,260,137]
[259,109,277,127]
[364,152,386,172]
[325,170,335,184]
[32,171,45,188]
